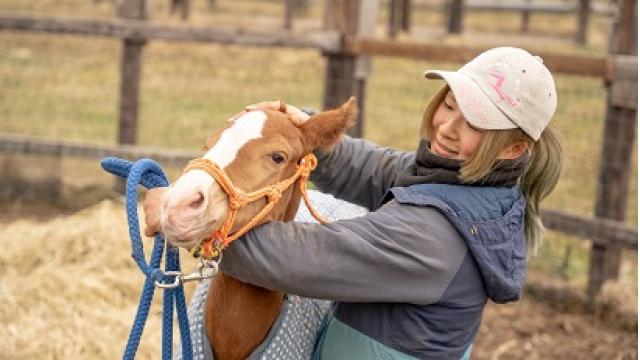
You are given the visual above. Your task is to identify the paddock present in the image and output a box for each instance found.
[0,0,636,359]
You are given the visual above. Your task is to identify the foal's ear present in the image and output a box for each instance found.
[300,97,358,152]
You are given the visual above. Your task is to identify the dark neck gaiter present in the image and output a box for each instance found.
[395,139,528,188]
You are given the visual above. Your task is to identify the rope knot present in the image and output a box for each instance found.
[302,154,318,170]
[265,188,282,202]
[229,196,244,209]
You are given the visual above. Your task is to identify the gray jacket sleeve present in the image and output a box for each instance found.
[310,136,415,210]
[219,200,468,305]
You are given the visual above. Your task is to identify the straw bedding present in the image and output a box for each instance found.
[0,200,199,359]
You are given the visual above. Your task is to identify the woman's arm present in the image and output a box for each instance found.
[219,200,468,305]
[311,136,415,210]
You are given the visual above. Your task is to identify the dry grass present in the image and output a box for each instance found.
[0,200,199,359]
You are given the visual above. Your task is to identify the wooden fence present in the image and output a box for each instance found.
[428,0,613,44]
[383,0,615,43]
[327,0,616,41]
[0,0,636,301]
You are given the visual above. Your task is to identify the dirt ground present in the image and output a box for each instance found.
[475,297,636,360]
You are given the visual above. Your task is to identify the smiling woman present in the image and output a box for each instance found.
[424,87,530,163]
[429,89,485,160]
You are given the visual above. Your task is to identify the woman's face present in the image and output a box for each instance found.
[429,91,484,161]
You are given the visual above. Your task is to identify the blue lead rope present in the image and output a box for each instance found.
[101,157,193,360]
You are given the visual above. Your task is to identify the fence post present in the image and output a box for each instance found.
[285,0,311,29]
[388,0,400,38]
[170,0,190,21]
[587,0,637,301]
[285,0,295,29]
[116,0,148,191]
[117,0,148,147]
[446,0,464,34]
[388,0,410,38]
[576,0,590,44]
[520,0,531,33]
[297,0,311,15]
[401,0,411,32]
[387,0,411,37]
[322,0,379,138]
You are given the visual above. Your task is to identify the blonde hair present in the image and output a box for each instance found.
[422,86,564,255]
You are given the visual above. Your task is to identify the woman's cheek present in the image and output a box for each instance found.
[463,132,483,160]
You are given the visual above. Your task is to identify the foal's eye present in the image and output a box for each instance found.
[270,152,287,164]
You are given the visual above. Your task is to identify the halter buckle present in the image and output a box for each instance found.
[154,256,221,289]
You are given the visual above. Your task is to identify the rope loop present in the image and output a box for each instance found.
[101,157,194,360]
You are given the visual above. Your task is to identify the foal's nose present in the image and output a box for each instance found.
[179,190,207,213]
[166,190,208,226]
[186,191,206,210]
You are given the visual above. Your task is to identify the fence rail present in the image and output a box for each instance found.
[0,133,196,167]
[541,209,637,250]
[467,0,573,13]
[0,13,341,52]
[405,0,615,15]
[344,37,611,78]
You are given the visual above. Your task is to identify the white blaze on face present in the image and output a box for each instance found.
[164,111,267,215]
[203,110,267,168]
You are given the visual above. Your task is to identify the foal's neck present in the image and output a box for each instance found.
[206,273,284,360]
[205,190,302,360]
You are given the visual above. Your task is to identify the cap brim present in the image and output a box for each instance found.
[424,70,517,131]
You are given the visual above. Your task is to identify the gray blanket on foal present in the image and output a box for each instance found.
[174,190,368,360]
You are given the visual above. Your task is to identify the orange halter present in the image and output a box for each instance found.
[183,153,328,259]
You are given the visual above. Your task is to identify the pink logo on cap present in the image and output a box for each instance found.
[489,70,517,107]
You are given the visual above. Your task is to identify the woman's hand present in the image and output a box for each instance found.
[142,187,167,237]
[246,101,310,125]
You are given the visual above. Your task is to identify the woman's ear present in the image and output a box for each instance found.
[499,141,529,160]
[299,97,358,153]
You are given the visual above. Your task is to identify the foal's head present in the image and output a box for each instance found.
[160,98,357,248]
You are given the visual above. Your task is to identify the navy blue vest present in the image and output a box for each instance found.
[318,184,527,360]
[389,183,527,303]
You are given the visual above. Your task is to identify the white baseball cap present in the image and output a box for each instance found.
[424,47,557,140]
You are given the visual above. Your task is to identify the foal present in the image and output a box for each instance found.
[157,98,357,359]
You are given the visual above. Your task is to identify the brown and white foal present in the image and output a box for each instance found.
[154,98,357,360]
